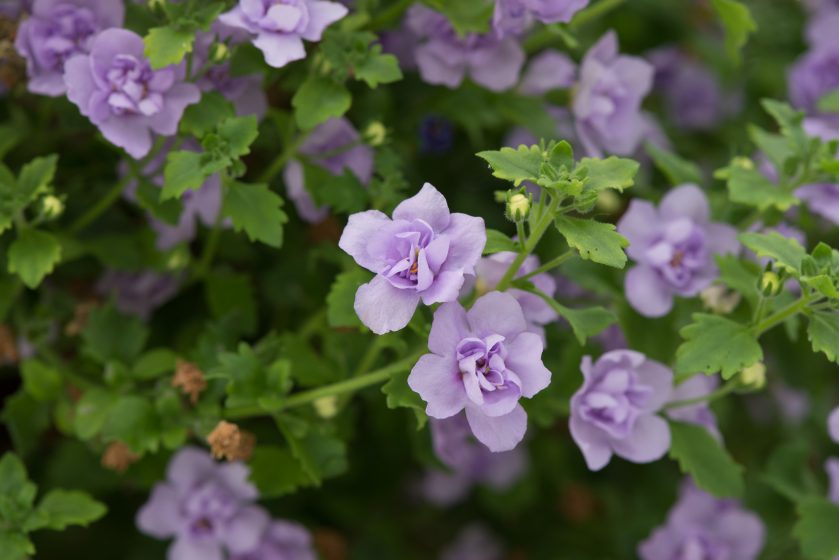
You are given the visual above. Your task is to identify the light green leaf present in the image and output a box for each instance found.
[483,229,518,255]
[292,76,352,130]
[222,182,288,248]
[579,156,640,192]
[132,349,177,380]
[101,395,160,454]
[802,275,839,299]
[0,532,33,560]
[794,498,839,559]
[554,303,616,345]
[354,49,403,88]
[476,145,542,186]
[807,311,839,363]
[217,115,259,158]
[726,166,799,211]
[73,388,116,440]
[20,360,61,402]
[711,0,757,65]
[675,313,762,379]
[715,255,760,308]
[326,269,371,328]
[668,421,744,498]
[644,142,702,186]
[739,231,807,274]
[144,26,195,69]
[28,490,106,531]
[555,216,628,269]
[16,155,58,202]
[8,229,62,289]
[180,92,235,137]
[162,151,206,200]
[422,0,493,34]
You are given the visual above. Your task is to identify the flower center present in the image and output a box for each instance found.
[104,55,174,117]
[381,219,450,292]
[579,367,652,439]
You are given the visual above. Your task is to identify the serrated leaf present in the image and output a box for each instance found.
[644,142,702,186]
[162,151,206,200]
[555,216,628,269]
[675,313,762,379]
[8,229,62,289]
[144,26,195,69]
[807,311,839,363]
[579,156,639,192]
[483,229,518,255]
[16,154,58,202]
[217,115,259,158]
[275,420,348,486]
[802,275,839,299]
[668,421,744,498]
[326,269,371,328]
[222,182,288,247]
[715,255,760,308]
[711,0,757,65]
[726,166,798,211]
[476,145,543,185]
[794,498,839,559]
[28,490,106,531]
[292,76,352,130]
[180,92,235,137]
[20,359,61,402]
[355,49,402,88]
[303,163,368,215]
[248,445,310,497]
[423,0,493,34]
[739,231,807,274]
[555,303,616,345]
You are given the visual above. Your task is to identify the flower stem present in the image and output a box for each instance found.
[518,250,576,282]
[663,379,738,410]
[258,130,306,184]
[67,174,131,234]
[754,295,810,335]
[496,195,560,292]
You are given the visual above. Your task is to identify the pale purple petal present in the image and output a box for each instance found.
[355,275,420,334]
[504,333,551,398]
[569,414,613,470]
[393,182,452,231]
[428,301,470,356]
[467,38,525,92]
[625,265,674,317]
[465,404,527,452]
[136,484,180,539]
[659,184,710,223]
[300,1,348,41]
[408,353,465,418]
[610,414,670,464]
[169,538,224,560]
[253,33,306,68]
[222,506,270,554]
[338,210,392,272]
[829,407,839,443]
[466,291,528,340]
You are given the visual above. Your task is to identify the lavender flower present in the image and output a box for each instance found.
[440,524,504,560]
[408,291,551,451]
[229,520,316,560]
[194,31,267,118]
[617,184,739,317]
[573,31,654,157]
[284,117,374,223]
[666,375,721,440]
[137,447,270,560]
[14,0,123,96]
[406,4,525,92]
[420,414,527,505]
[788,20,839,114]
[0,0,28,18]
[826,457,839,503]
[518,49,576,96]
[796,118,839,224]
[218,0,347,69]
[570,350,673,470]
[339,182,485,334]
[97,269,180,320]
[493,0,589,38]
[64,29,200,158]
[829,406,839,443]
[638,480,765,560]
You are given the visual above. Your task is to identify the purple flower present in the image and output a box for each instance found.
[573,31,653,157]
[638,480,765,560]
[829,406,839,443]
[339,182,485,334]
[0,0,28,18]
[788,34,839,114]
[97,269,180,320]
[229,520,316,560]
[472,252,558,341]
[617,184,739,317]
[570,350,673,470]
[594,324,627,352]
[666,375,721,440]
[440,524,504,560]
[493,0,589,38]
[284,117,374,223]
[796,118,839,224]
[518,49,576,95]
[218,0,347,69]
[137,447,270,560]
[14,0,123,96]
[420,414,527,505]
[826,457,839,503]
[406,4,525,92]
[64,29,200,159]
[194,32,267,119]
[408,291,551,451]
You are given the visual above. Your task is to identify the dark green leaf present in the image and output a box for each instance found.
[81,305,149,364]
[292,77,352,130]
[794,498,839,559]
[554,303,616,345]
[726,166,798,211]
[326,269,371,328]
[7,229,62,289]
[711,0,757,65]
[132,349,177,380]
[739,231,807,274]
[162,151,206,200]
[675,314,762,379]
[180,92,236,137]
[20,360,61,402]
[668,421,744,498]
[483,229,517,255]
[28,490,106,531]
[222,182,288,247]
[555,216,628,269]
[807,311,839,363]
[248,446,310,497]
[644,142,702,186]
[101,396,160,454]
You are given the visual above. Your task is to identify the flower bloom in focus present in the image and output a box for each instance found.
[638,479,765,560]
[570,350,673,470]
[218,0,348,68]
[15,0,124,96]
[136,447,270,560]
[339,182,485,334]
[64,28,200,158]
[405,4,525,92]
[284,117,374,223]
[408,291,551,451]
[617,184,739,317]
[573,31,654,157]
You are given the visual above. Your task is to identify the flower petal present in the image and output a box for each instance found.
[408,353,465,418]
[354,275,420,334]
[625,265,674,318]
[504,332,551,398]
[393,183,452,231]
[611,414,671,464]
[465,404,527,452]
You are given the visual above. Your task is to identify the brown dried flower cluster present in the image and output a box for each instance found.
[101,441,139,473]
[206,421,255,462]
[64,300,99,337]
[0,325,19,365]
[171,359,207,404]
[0,17,24,91]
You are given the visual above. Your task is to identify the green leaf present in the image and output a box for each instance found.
[0,532,33,560]
[81,305,149,364]
[248,446,310,498]
[73,389,116,440]
[794,498,839,559]
[354,49,403,88]
[748,126,792,171]
[762,99,810,157]
[303,163,369,215]
[382,369,427,429]
[28,490,106,531]
[16,155,58,202]
[276,420,348,486]
[2,392,50,456]
[761,441,814,502]
[101,395,160,454]
[578,156,640,192]
[483,229,517,255]
[205,270,257,333]
[802,275,839,299]
[726,166,798,211]
[217,115,259,158]
[180,92,235,137]
[739,231,807,274]
[222,182,288,248]
[0,452,38,526]
[144,26,195,69]
[292,76,352,130]
[807,311,839,363]
[423,0,494,34]
[644,142,702,186]
[7,229,62,289]
[20,360,61,402]
[711,0,757,65]
[554,216,628,269]
[214,343,293,409]
[326,269,371,328]
[476,145,542,186]
[819,89,839,113]
[668,421,744,498]
[675,314,762,379]
[554,303,616,345]
[715,255,760,308]
[132,349,177,380]
[162,151,206,200]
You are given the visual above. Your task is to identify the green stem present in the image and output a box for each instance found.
[570,0,625,28]
[496,195,561,291]
[353,336,386,377]
[754,295,810,335]
[523,0,625,52]
[516,220,527,251]
[192,180,227,280]
[368,0,413,30]
[224,351,423,419]
[258,133,306,184]
[518,250,576,282]
[663,379,738,410]
[68,174,131,234]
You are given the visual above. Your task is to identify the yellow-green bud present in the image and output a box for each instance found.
[760,271,781,296]
[507,193,530,220]
[210,42,229,63]
[364,121,387,147]
[596,190,621,214]
[739,362,766,390]
[314,396,339,419]
[732,156,754,170]
[700,285,741,314]
[41,195,64,219]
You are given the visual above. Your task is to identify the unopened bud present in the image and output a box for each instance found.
[363,121,387,147]
[210,42,229,63]
[760,271,782,296]
[507,193,530,220]
[207,421,256,462]
[172,359,207,404]
[41,195,64,219]
[700,284,741,314]
[596,190,621,214]
[314,395,339,419]
[732,156,754,170]
[739,362,766,390]
[101,441,139,473]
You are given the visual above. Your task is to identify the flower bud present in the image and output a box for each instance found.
[363,121,387,147]
[41,195,64,219]
[596,190,621,214]
[732,156,754,170]
[506,193,530,221]
[760,271,782,296]
[314,395,339,419]
[209,42,229,63]
[739,362,766,391]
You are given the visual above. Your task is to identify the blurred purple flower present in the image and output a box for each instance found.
[493,0,589,38]
[0,0,28,18]
[638,480,765,560]
[339,183,485,334]
[64,29,200,158]
[666,375,721,440]
[218,0,347,68]
[420,414,527,506]
[826,457,839,503]
[194,32,267,119]
[594,324,627,352]
[788,23,839,114]
[419,115,454,154]
[406,4,525,92]
[573,31,653,156]
[14,0,123,96]
[97,269,180,320]
[229,520,316,560]
[284,117,374,223]
[618,184,739,317]
[440,524,504,560]
[796,118,839,224]
[137,447,269,560]
[408,291,551,451]
[518,49,576,95]
[570,350,673,470]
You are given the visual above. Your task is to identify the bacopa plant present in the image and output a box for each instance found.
[2,0,839,558]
